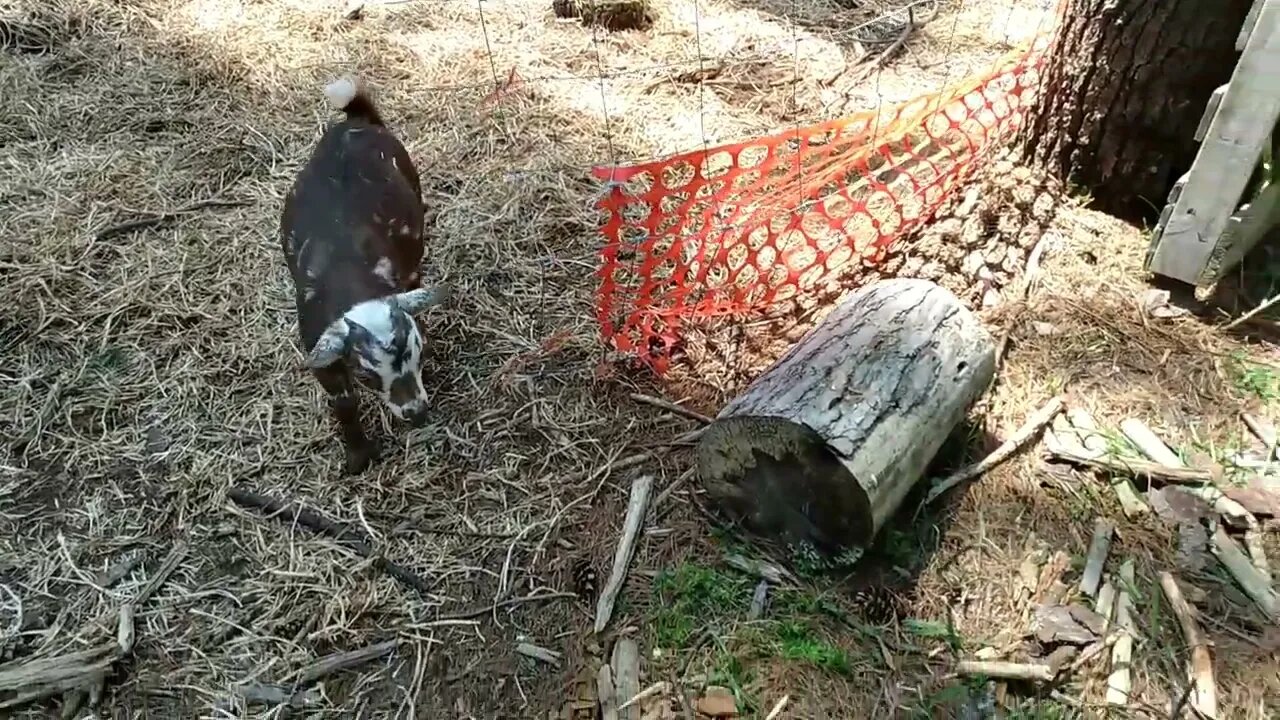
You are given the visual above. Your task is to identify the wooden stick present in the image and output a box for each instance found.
[617,681,669,711]
[954,660,1054,682]
[1209,526,1279,622]
[1186,485,1272,580]
[1046,445,1214,485]
[1080,519,1115,598]
[1224,289,1280,329]
[1242,412,1279,459]
[1119,418,1184,467]
[1158,572,1217,718]
[1106,560,1136,706]
[924,395,1064,504]
[227,486,433,596]
[94,199,249,242]
[515,643,562,667]
[233,683,322,709]
[629,393,715,425]
[764,694,791,720]
[595,475,654,633]
[290,640,398,686]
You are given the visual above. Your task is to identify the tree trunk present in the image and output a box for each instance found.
[1024,0,1252,223]
[695,279,995,558]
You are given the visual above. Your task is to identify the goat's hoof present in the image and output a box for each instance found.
[343,441,381,475]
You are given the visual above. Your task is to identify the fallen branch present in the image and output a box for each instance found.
[1045,445,1214,485]
[924,395,1064,504]
[94,199,249,242]
[1158,572,1217,718]
[227,486,433,597]
[595,475,654,633]
[629,393,715,425]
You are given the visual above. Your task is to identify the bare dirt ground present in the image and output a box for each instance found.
[2,0,1278,719]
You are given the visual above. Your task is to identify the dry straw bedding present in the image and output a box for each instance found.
[3,0,1274,718]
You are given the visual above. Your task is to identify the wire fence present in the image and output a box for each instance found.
[412,0,1063,373]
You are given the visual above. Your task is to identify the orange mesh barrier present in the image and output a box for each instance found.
[592,35,1052,374]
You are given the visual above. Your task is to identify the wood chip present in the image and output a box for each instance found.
[515,642,562,667]
[1210,525,1279,622]
[954,660,1054,682]
[1105,560,1136,706]
[1079,518,1114,597]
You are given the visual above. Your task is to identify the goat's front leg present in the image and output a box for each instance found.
[313,367,381,475]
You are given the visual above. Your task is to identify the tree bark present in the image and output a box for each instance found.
[1024,0,1251,224]
[695,279,995,557]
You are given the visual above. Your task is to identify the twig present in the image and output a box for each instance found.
[849,19,913,85]
[227,486,433,596]
[1158,572,1217,718]
[1105,560,1136,707]
[1224,289,1280,329]
[563,452,653,484]
[1241,413,1279,459]
[1045,446,1214,485]
[290,639,399,686]
[431,591,577,623]
[1079,519,1114,598]
[595,475,654,633]
[94,199,249,242]
[617,680,668,711]
[668,670,695,720]
[924,395,1064,504]
[1209,526,1279,622]
[629,393,715,424]
[764,694,791,720]
[231,683,322,709]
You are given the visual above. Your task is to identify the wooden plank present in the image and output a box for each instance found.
[1241,0,1269,50]
[1146,0,1280,285]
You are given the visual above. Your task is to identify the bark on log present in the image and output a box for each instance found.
[695,279,995,555]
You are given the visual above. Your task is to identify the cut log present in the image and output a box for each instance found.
[696,279,995,555]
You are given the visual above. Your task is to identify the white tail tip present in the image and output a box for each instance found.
[323,75,361,110]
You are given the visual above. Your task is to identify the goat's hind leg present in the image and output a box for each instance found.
[313,367,381,475]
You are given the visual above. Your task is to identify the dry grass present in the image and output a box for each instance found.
[2,0,1277,718]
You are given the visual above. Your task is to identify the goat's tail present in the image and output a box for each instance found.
[323,75,384,126]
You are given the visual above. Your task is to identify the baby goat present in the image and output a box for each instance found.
[281,75,448,474]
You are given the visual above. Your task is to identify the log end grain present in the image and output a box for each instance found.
[698,416,873,553]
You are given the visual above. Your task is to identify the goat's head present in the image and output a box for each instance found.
[305,286,449,426]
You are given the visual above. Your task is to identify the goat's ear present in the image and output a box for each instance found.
[305,320,349,369]
[393,284,451,315]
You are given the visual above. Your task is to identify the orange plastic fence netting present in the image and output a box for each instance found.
[591,34,1053,375]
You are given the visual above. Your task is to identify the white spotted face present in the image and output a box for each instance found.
[343,299,429,424]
